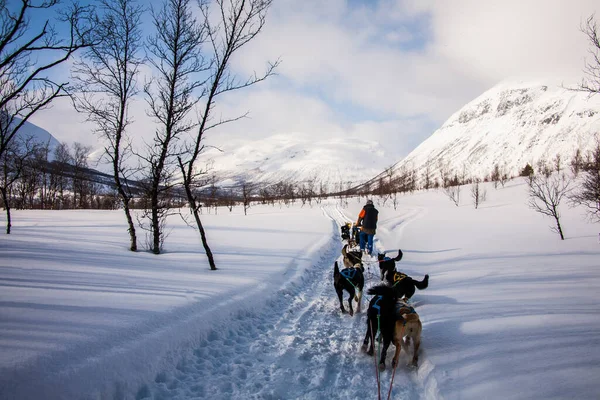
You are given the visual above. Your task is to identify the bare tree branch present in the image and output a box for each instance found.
[0,0,93,160]
[527,173,571,240]
[72,0,144,251]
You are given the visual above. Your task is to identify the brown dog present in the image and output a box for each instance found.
[392,301,422,368]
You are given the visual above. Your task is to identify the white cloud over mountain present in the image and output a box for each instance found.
[26,0,600,181]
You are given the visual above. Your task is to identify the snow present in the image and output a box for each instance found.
[1,179,600,399]
[394,81,600,183]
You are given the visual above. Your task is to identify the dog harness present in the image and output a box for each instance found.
[395,302,415,326]
[341,268,357,280]
[392,272,407,286]
[372,295,383,312]
[395,303,415,315]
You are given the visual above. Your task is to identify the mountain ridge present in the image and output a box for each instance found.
[16,80,600,194]
[382,80,600,186]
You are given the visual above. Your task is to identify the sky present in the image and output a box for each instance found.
[1,177,599,399]
[25,0,600,163]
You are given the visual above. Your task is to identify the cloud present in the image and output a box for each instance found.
[429,0,598,82]
[26,0,600,165]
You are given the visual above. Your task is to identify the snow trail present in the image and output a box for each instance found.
[140,205,425,400]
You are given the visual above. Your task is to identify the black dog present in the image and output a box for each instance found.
[333,261,364,316]
[340,223,351,241]
[377,249,403,280]
[361,284,399,370]
[384,270,429,301]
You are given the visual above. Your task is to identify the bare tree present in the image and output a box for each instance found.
[52,142,73,209]
[35,140,53,209]
[391,190,399,210]
[444,184,460,207]
[578,14,600,94]
[569,142,600,222]
[490,164,501,188]
[438,159,451,188]
[177,0,278,270]
[0,0,92,160]
[571,148,583,176]
[72,142,92,208]
[491,163,509,188]
[537,159,552,178]
[499,168,509,188]
[0,136,39,233]
[141,0,206,254]
[528,173,571,240]
[470,178,486,209]
[72,0,144,251]
[554,153,562,173]
[422,163,432,190]
[241,180,253,216]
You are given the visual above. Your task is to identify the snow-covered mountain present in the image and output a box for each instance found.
[13,119,390,191]
[13,117,61,153]
[16,79,600,193]
[197,134,388,190]
[389,80,600,184]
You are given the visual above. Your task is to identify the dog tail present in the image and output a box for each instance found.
[341,244,348,258]
[413,274,429,290]
[334,261,340,278]
[367,284,396,298]
[393,249,403,262]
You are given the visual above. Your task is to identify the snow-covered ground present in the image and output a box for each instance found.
[1,178,599,400]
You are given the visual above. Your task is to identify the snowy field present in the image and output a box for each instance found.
[1,179,599,400]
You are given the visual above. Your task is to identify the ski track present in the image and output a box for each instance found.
[142,205,426,400]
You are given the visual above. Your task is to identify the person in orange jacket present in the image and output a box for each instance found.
[356,199,378,255]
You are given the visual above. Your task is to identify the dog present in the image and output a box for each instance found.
[377,249,403,280]
[342,244,363,270]
[341,223,351,241]
[333,261,364,316]
[361,284,399,370]
[351,225,360,247]
[384,270,429,301]
[341,223,360,248]
[392,301,422,368]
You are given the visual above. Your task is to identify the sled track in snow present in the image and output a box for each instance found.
[143,205,425,400]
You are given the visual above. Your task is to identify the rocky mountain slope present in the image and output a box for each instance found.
[386,80,600,185]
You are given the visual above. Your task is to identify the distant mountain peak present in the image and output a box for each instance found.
[392,80,600,184]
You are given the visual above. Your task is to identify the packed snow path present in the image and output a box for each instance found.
[141,205,425,400]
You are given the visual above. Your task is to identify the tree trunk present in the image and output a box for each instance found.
[123,201,137,252]
[151,193,160,254]
[115,175,137,251]
[193,207,216,270]
[554,215,565,240]
[1,188,11,234]
[181,176,216,270]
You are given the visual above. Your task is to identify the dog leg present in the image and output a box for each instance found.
[379,337,391,371]
[392,340,402,368]
[336,288,346,314]
[355,290,362,313]
[362,319,373,355]
[347,292,354,316]
[411,335,421,367]
[392,323,405,368]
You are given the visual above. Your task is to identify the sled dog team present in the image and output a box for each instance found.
[334,228,429,371]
